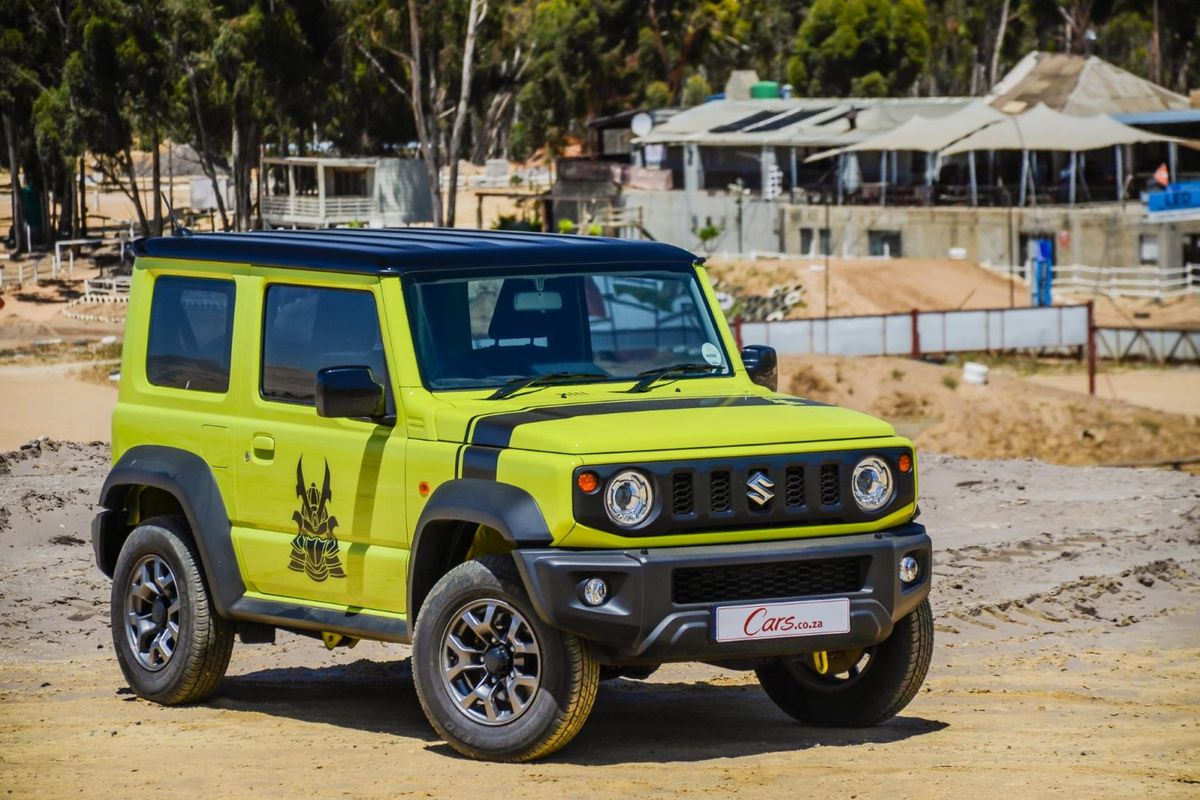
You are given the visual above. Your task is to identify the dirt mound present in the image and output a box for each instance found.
[782,355,1200,467]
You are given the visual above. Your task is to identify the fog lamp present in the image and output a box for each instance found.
[581,577,609,607]
[899,555,920,584]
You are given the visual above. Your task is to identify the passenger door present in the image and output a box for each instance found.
[230,274,408,614]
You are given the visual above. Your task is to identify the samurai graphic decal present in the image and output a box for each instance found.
[287,457,347,581]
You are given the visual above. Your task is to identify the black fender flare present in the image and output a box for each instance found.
[407,478,552,622]
[96,445,243,616]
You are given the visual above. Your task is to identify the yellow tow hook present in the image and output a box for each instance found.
[811,650,830,675]
[322,632,359,650]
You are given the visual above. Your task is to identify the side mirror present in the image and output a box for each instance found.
[740,345,778,392]
[315,366,386,419]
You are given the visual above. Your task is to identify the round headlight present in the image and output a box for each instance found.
[851,456,894,511]
[604,470,654,527]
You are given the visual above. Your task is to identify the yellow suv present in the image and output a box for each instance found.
[93,228,932,761]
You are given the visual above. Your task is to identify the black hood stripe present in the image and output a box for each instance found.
[469,395,825,449]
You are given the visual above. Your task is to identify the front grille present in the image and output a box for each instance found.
[672,473,694,516]
[710,471,732,513]
[820,464,840,506]
[785,466,805,509]
[672,557,867,605]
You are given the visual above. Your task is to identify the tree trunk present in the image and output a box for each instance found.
[151,127,162,236]
[122,147,150,236]
[989,0,1010,89]
[231,118,245,231]
[3,113,26,252]
[78,157,87,238]
[408,0,443,226]
[184,61,229,230]
[445,0,488,227]
[64,165,77,239]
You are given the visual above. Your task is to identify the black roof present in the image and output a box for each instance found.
[131,228,698,274]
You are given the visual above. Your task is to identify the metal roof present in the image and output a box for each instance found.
[131,228,698,274]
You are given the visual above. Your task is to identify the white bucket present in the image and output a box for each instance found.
[962,361,989,385]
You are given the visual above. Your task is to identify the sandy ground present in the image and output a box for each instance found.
[0,362,116,449]
[1025,367,1200,418]
[782,355,1200,467]
[708,257,1200,330]
[0,441,1196,797]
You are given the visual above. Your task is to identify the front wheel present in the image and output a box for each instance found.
[412,556,599,762]
[755,598,933,727]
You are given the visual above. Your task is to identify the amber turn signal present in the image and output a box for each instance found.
[898,454,912,473]
[577,471,599,493]
[418,480,431,497]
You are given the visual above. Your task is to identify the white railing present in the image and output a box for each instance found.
[261,195,374,222]
[1051,263,1198,299]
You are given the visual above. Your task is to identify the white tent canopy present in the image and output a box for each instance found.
[940,103,1174,155]
[806,101,1007,161]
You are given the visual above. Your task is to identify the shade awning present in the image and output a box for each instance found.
[940,103,1177,155]
[805,101,1007,161]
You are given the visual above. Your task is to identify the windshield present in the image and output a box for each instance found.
[405,267,732,391]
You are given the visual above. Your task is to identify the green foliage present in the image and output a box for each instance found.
[788,0,930,97]
[556,218,577,234]
[941,373,959,390]
[696,222,721,254]
[643,81,672,109]
[680,72,712,107]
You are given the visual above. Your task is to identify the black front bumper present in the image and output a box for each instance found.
[513,523,931,665]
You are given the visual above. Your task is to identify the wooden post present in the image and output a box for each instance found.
[1087,300,1096,396]
[910,308,921,359]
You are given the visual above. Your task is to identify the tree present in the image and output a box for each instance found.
[787,0,930,97]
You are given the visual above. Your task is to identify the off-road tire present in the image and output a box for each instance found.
[755,598,933,727]
[412,555,600,762]
[109,515,234,704]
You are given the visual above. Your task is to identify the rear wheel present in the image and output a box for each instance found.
[109,516,234,705]
[755,598,933,727]
[412,556,599,762]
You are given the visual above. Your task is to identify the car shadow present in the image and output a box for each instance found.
[214,658,947,762]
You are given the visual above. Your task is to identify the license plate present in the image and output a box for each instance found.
[714,598,851,643]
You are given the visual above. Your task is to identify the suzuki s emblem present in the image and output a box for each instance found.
[746,471,775,506]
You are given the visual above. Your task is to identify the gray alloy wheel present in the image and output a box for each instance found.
[123,554,182,671]
[109,516,234,705]
[439,598,542,726]
[412,556,599,762]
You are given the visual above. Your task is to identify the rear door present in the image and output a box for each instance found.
[229,270,408,614]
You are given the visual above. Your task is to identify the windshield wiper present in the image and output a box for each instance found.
[626,362,720,394]
[488,371,608,400]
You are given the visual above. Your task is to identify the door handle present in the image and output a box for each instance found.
[251,434,276,462]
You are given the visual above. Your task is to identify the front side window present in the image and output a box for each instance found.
[406,267,731,390]
[261,285,390,407]
[146,276,236,392]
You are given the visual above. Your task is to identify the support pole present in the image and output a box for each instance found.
[910,308,921,359]
[1087,300,1096,396]
[1115,145,1123,205]
[1068,151,1077,206]
[968,151,978,207]
[880,150,888,207]
[789,147,797,201]
[836,154,844,205]
[1168,141,1178,183]
[1018,150,1028,208]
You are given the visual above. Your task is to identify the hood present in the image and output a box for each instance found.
[437,393,895,455]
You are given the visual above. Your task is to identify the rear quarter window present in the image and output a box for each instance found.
[145,276,236,392]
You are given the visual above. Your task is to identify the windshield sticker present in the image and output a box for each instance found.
[288,457,347,582]
[701,342,722,366]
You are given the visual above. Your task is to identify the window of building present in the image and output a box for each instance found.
[868,230,902,258]
[146,277,236,393]
[261,285,390,409]
[1138,234,1159,265]
[800,227,832,256]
